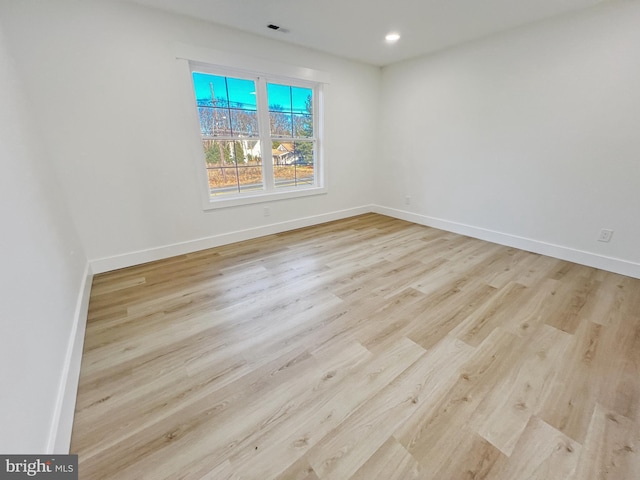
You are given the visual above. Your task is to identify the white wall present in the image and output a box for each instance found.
[0,0,379,270]
[377,1,640,276]
[0,25,88,453]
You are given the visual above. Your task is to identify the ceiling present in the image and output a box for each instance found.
[126,0,608,66]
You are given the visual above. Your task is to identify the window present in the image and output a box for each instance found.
[189,64,324,208]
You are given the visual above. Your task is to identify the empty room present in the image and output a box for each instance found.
[1,0,639,478]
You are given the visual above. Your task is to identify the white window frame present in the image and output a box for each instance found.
[179,50,328,210]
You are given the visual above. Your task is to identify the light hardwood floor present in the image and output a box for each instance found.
[71,213,640,479]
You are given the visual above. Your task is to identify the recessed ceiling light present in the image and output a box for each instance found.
[385,33,401,43]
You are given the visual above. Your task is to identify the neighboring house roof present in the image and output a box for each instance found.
[246,141,297,162]
[279,142,295,151]
[272,143,295,157]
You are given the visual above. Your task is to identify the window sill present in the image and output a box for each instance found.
[202,186,327,210]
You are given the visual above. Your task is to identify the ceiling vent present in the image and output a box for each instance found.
[267,24,289,33]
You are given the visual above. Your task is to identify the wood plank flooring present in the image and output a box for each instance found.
[71,213,640,479]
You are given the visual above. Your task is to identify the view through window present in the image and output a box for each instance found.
[191,70,319,199]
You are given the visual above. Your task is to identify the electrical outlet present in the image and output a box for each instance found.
[263,206,270,217]
[598,229,613,242]
[404,195,411,205]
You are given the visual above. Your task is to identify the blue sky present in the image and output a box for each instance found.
[192,72,311,113]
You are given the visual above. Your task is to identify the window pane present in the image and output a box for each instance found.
[231,110,258,137]
[197,105,215,136]
[267,83,291,111]
[212,107,232,136]
[270,111,293,138]
[193,73,228,107]
[267,83,314,137]
[291,86,312,114]
[202,139,263,195]
[225,77,257,109]
[272,141,314,189]
[293,114,313,137]
[196,106,232,136]
[192,72,257,138]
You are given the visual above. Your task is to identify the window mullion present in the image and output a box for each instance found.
[256,77,274,191]
[312,85,320,188]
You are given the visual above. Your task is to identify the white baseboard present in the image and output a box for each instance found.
[90,205,373,274]
[372,205,640,280]
[91,203,640,278]
[47,262,93,454]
